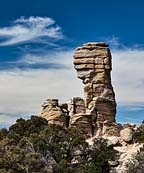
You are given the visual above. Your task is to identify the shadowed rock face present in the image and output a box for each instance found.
[68,97,92,136]
[72,42,117,135]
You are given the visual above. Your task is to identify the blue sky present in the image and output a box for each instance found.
[0,0,144,127]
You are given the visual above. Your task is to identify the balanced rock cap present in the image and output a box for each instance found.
[76,42,109,51]
[83,42,109,47]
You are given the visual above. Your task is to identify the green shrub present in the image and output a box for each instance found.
[0,116,115,173]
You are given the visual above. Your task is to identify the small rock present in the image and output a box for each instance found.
[120,128,133,142]
[108,160,119,167]
[107,136,120,146]
[41,99,68,127]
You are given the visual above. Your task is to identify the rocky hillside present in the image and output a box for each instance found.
[39,42,144,173]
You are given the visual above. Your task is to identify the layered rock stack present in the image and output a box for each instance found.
[41,99,69,127]
[73,42,117,135]
[40,42,121,137]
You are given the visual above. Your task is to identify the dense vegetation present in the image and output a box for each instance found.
[0,116,115,173]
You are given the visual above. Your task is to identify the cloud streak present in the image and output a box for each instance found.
[0,16,63,46]
[112,49,144,104]
[0,50,72,71]
[0,61,67,71]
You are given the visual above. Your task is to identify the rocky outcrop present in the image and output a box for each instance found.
[86,125,143,173]
[40,42,119,137]
[69,97,92,136]
[68,97,86,116]
[39,42,144,173]
[111,143,143,173]
[72,42,117,136]
[41,99,69,127]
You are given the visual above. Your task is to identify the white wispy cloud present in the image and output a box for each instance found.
[112,49,144,104]
[19,51,73,66]
[99,35,124,49]
[0,16,63,46]
[105,35,122,48]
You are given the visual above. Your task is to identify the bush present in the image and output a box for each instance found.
[133,122,144,143]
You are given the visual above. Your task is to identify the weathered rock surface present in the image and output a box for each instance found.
[68,97,92,135]
[72,42,117,136]
[68,97,86,116]
[111,143,143,173]
[41,99,69,127]
[70,113,92,136]
[102,121,122,137]
[120,127,133,142]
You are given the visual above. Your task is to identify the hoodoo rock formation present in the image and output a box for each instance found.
[41,99,69,127]
[73,42,116,123]
[41,42,122,136]
[72,42,120,136]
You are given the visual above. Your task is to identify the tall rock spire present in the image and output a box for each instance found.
[73,42,117,134]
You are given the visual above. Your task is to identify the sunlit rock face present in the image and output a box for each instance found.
[41,99,69,127]
[72,42,117,135]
